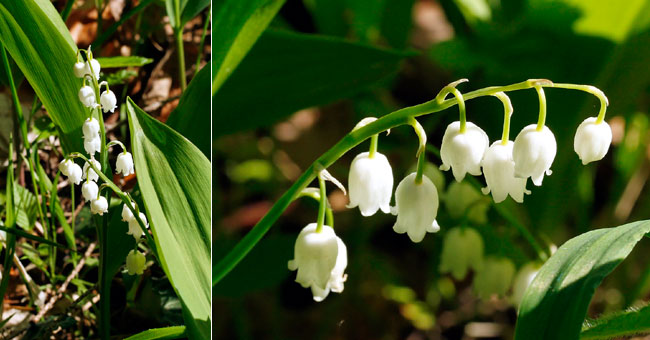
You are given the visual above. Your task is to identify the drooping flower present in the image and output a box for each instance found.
[473,257,515,299]
[392,173,441,243]
[100,90,117,113]
[84,135,101,156]
[439,227,484,280]
[347,152,393,216]
[58,159,75,177]
[78,86,97,108]
[440,121,490,182]
[513,124,557,186]
[116,152,135,176]
[126,250,146,275]
[82,158,101,182]
[73,62,86,78]
[288,223,347,302]
[511,262,541,307]
[87,59,100,80]
[574,117,612,165]
[122,203,135,222]
[81,181,99,202]
[127,213,148,241]
[82,118,100,139]
[481,140,531,203]
[65,162,83,185]
[90,196,108,215]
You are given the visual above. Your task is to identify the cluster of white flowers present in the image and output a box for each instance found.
[60,49,147,276]
[287,83,613,302]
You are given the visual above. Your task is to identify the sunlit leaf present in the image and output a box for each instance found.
[581,303,650,339]
[95,56,153,68]
[124,326,186,340]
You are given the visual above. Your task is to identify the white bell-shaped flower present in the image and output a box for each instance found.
[122,203,135,222]
[84,135,101,156]
[100,90,117,113]
[73,62,86,78]
[82,118,100,139]
[58,159,75,177]
[347,152,393,216]
[126,250,146,275]
[66,162,83,185]
[116,152,135,176]
[87,59,100,79]
[440,121,490,182]
[473,257,515,299]
[127,212,148,241]
[78,86,97,108]
[439,227,484,280]
[481,141,531,203]
[574,117,612,165]
[90,197,108,215]
[288,223,347,302]
[81,181,99,202]
[392,173,441,243]
[82,158,101,182]
[513,124,557,186]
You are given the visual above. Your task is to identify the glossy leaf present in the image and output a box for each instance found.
[95,56,153,68]
[166,62,210,157]
[213,30,410,136]
[126,98,211,340]
[581,303,650,339]
[514,220,650,340]
[213,0,286,94]
[0,0,85,152]
[124,326,186,340]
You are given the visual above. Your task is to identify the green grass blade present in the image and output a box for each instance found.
[95,56,153,68]
[124,326,186,340]
[126,98,210,340]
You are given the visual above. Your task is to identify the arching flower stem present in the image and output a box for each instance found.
[550,83,609,124]
[535,86,547,131]
[494,92,514,145]
[368,134,379,159]
[298,188,335,227]
[315,172,328,233]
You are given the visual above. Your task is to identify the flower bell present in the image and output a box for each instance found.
[481,141,531,203]
[127,212,148,241]
[473,257,515,299]
[87,59,100,80]
[513,124,557,186]
[392,173,441,243]
[116,152,135,176]
[347,152,393,216]
[82,118,100,139]
[100,89,117,113]
[82,158,101,182]
[73,62,86,78]
[78,85,97,108]
[440,121,490,182]
[58,159,75,177]
[90,197,108,215]
[122,203,135,222]
[126,250,146,275]
[288,223,347,302]
[65,162,83,185]
[84,135,101,156]
[439,227,484,280]
[81,181,99,202]
[574,117,612,165]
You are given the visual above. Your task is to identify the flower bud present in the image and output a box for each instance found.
[473,257,515,299]
[510,262,541,307]
[122,203,135,222]
[126,250,146,275]
[90,196,108,215]
[100,90,117,113]
[87,59,100,79]
[82,158,101,182]
[66,162,83,185]
[574,117,612,165]
[84,135,101,156]
[288,223,347,302]
[439,227,484,280]
[73,62,86,78]
[347,152,393,216]
[440,121,489,182]
[481,141,531,203]
[513,124,557,186]
[127,212,148,241]
[58,159,74,177]
[392,173,440,243]
[445,181,489,223]
[78,85,97,108]
[81,181,99,202]
[116,152,135,176]
[82,118,100,139]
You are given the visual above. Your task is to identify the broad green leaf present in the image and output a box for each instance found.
[166,62,210,157]
[180,0,210,25]
[581,303,650,339]
[0,0,85,152]
[95,56,153,68]
[13,183,37,231]
[212,0,286,94]
[213,29,409,136]
[514,220,650,340]
[124,326,186,340]
[126,98,211,340]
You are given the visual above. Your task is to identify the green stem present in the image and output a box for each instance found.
[535,86,547,131]
[315,173,327,232]
[494,92,513,144]
[175,28,187,91]
[368,134,378,158]
[449,87,467,133]
[550,83,609,124]
[195,6,211,72]
[212,78,599,285]
[415,150,426,184]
